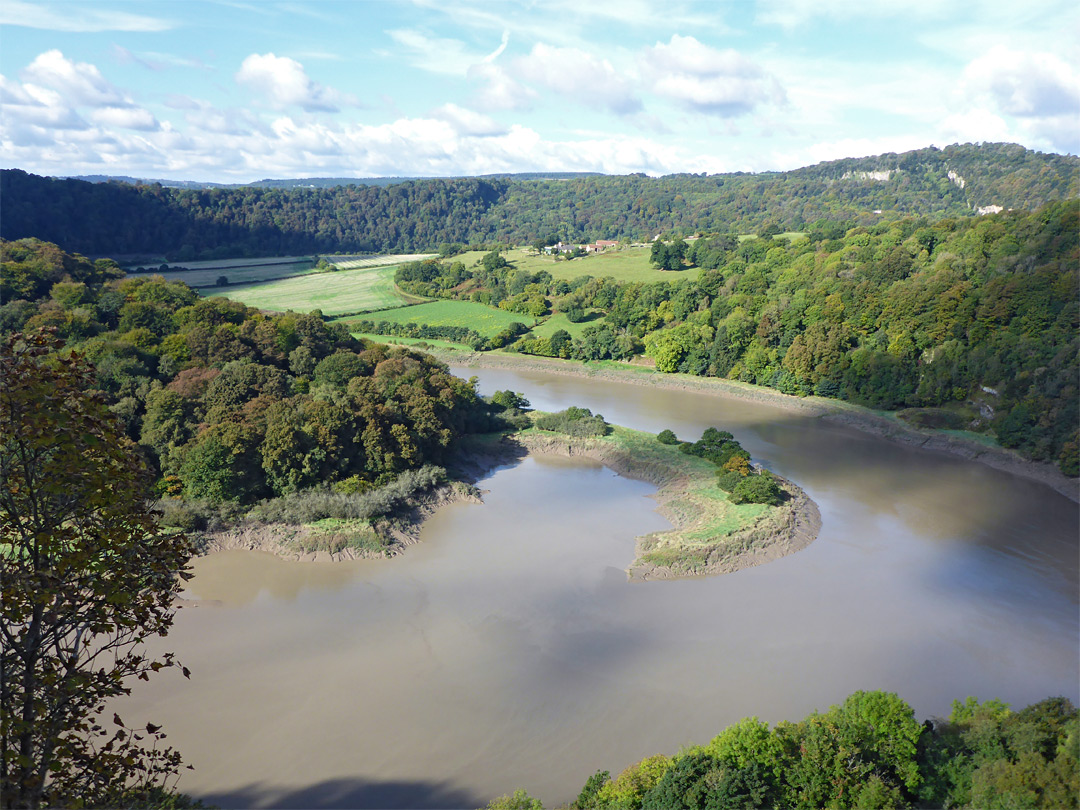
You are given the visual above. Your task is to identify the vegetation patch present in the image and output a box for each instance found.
[350,300,532,338]
[206,263,409,314]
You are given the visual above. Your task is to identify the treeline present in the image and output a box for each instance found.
[2,144,1077,259]
[0,238,496,512]
[489,691,1079,810]
[391,202,1080,473]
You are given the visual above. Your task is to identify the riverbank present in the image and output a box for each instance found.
[197,423,821,580]
[431,349,1079,503]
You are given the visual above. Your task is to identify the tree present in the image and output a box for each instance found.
[1,331,195,808]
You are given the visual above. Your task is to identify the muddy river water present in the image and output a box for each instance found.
[125,367,1079,808]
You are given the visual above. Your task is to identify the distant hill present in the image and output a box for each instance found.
[4,143,1077,259]
[63,171,606,190]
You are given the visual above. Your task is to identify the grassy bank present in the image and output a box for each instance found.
[512,422,820,580]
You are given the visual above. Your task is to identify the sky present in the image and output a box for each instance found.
[1,0,1078,183]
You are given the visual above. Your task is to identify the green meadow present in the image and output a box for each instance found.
[342,300,532,338]
[208,264,408,315]
[511,246,703,283]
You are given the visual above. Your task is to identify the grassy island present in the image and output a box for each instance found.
[498,418,820,580]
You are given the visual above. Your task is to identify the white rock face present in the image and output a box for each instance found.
[977,204,1004,215]
[947,170,966,188]
[841,170,894,181]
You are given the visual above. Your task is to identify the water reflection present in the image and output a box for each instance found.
[124,367,1077,809]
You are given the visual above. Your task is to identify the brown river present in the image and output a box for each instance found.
[125,367,1079,808]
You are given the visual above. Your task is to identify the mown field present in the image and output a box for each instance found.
[342,300,531,338]
[125,257,318,288]
[326,253,436,270]
[208,264,409,315]
[511,246,704,283]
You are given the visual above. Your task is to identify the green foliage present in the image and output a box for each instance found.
[0,240,490,517]
[491,389,531,411]
[1,331,195,808]
[729,471,783,506]
[657,429,680,445]
[484,788,543,810]
[533,406,611,438]
[574,770,610,809]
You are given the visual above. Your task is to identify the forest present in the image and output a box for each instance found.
[359,201,1080,474]
[0,238,499,527]
[1,143,1077,259]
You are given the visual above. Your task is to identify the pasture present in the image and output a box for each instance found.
[125,256,317,288]
[343,300,532,338]
[207,264,408,315]
[350,333,473,351]
[511,246,703,284]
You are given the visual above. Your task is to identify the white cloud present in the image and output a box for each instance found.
[641,36,786,116]
[0,75,87,130]
[956,46,1080,153]
[385,29,485,77]
[20,50,132,107]
[0,0,174,32]
[431,103,507,136]
[467,62,536,112]
[964,46,1080,118]
[512,43,642,115]
[235,53,350,112]
[90,106,161,131]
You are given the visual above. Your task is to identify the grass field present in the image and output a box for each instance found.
[326,253,435,270]
[510,246,703,283]
[530,310,602,340]
[207,264,409,314]
[341,300,532,338]
[126,257,318,288]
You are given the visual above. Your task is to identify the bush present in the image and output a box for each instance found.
[657,429,680,445]
[534,406,610,437]
[729,471,783,506]
[716,471,743,492]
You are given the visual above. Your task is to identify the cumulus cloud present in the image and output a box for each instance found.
[235,53,350,112]
[467,62,536,111]
[0,74,87,130]
[956,46,1080,153]
[640,35,786,116]
[21,49,132,107]
[90,106,160,131]
[431,103,507,136]
[512,43,642,115]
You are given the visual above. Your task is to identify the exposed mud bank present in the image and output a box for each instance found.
[435,350,1078,503]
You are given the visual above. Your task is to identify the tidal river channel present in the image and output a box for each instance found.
[126,367,1080,809]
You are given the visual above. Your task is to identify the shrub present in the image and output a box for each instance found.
[729,471,783,506]
[534,406,610,437]
[657,429,679,445]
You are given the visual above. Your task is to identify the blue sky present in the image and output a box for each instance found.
[1,0,1077,182]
